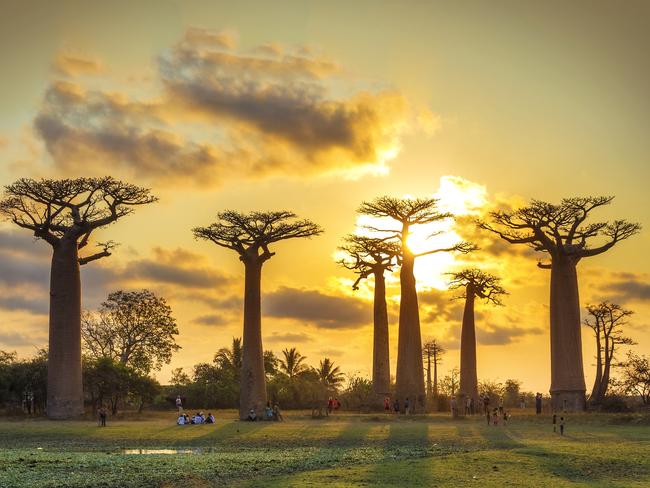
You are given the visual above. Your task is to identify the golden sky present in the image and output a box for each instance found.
[1,0,649,393]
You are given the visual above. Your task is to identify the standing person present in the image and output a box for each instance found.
[486,409,491,425]
[560,416,565,436]
[384,397,390,413]
[553,413,557,433]
[176,395,183,414]
[450,396,457,417]
[393,398,400,414]
[98,405,107,427]
[327,397,334,414]
[498,397,504,415]
[519,396,526,409]
[535,393,542,415]
[273,403,284,421]
[470,397,475,415]
[404,397,410,415]
[466,397,471,415]
[483,394,490,415]
[492,408,499,426]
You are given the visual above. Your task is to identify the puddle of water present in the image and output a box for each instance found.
[122,449,201,455]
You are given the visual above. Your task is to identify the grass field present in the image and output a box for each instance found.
[1,410,649,487]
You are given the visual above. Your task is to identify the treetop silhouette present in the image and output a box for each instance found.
[447,268,507,306]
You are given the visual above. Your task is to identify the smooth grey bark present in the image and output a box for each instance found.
[395,249,425,411]
[458,285,479,410]
[372,271,390,397]
[549,256,586,411]
[47,238,84,419]
[240,258,267,420]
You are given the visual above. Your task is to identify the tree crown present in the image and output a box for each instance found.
[478,196,640,265]
[193,210,322,263]
[357,196,476,257]
[0,177,156,264]
[446,268,507,305]
[338,234,401,289]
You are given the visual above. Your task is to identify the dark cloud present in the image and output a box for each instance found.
[192,314,230,327]
[34,29,412,186]
[265,332,312,344]
[0,331,46,348]
[0,296,48,316]
[264,286,370,329]
[601,276,650,302]
[476,324,544,346]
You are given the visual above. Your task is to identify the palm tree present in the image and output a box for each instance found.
[214,337,243,380]
[279,348,308,379]
[316,358,345,391]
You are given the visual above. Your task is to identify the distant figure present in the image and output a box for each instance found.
[470,397,475,415]
[206,413,215,424]
[535,393,542,414]
[404,397,410,415]
[466,397,471,415]
[175,395,183,413]
[553,413,557,433]
[335,398,341,410]
[192,412,204,424]
[503,411,509,425]
[560,416,565,435]
[247,408,257,421]
[483,395,490,414]
[498,397,504,414]
[177,414,185,425]
[98,406,107,427]
[486,409,491,425]
[384,397,390,413]
[327,397,334,414]
[273,403,283,421]
[393,399,400,414]
[183,413,190,425]
[265,402,274,420]
[450,396,457,417]
[492,408,499,426]
[519,396,526,409]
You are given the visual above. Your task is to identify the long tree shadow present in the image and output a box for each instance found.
[367,419,434,486]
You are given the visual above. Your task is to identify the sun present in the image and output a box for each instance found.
[354,176,488,291]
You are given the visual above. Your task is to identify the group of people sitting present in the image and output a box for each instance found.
[177,411,215,425]
[247,402,283,421]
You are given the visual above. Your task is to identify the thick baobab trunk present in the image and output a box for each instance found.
[395,251,425,412]
[47,237,84,419]
[372,271,390,398]
[240,259,267,420]
[549,256,586,411]
[458,286,478,412]
[589,335,603,402]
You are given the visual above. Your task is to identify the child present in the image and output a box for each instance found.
[553,413,557,433]
[492,408,499,426]
[560,416,565,436]
[503,411,508,425]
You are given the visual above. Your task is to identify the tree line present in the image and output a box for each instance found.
[0,177,643,418]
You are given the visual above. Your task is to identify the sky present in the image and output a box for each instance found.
[0,0,649,393]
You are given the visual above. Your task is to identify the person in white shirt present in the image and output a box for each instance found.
[177,415,185,425]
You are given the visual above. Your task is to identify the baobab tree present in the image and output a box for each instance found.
[479,196,640,410]
[338,235,400,399]
[193,211,322,419]
[422,339,445,408]
[584,302,635,404]
[0,177,156,419]
[447,269,506,412]
[358,196,474,411]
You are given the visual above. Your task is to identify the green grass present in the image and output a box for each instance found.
[1,410,649,487]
